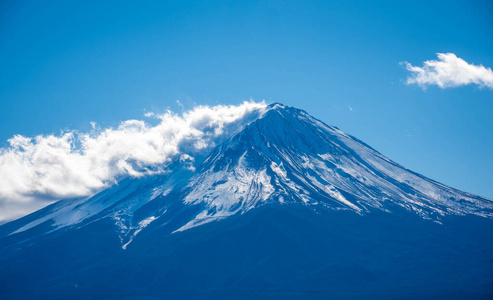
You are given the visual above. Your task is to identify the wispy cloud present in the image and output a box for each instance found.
[402,53,493,89]
[0,101,267,222]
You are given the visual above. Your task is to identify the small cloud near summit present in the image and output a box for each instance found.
[401,53,493,90]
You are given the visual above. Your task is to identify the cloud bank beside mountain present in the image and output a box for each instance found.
[0,101,267,222]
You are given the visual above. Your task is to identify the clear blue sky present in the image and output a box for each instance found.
[1,0,492,198]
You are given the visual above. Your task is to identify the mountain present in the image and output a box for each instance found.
[1,103,493,299]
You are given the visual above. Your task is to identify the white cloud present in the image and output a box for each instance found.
[0,101,267,222]
[402,53,493,89]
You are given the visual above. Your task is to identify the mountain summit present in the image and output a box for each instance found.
[1,103,493,299]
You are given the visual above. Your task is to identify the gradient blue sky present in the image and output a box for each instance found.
[1,0,492,198]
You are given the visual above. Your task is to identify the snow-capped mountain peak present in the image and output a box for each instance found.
[3,103,493,248]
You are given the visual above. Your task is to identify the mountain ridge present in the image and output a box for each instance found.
[1,103,492,247]
[1,103,493,299]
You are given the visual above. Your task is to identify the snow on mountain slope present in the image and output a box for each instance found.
[178,103,493,231]
[3,103,493,248]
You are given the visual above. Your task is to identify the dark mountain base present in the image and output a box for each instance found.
[1,204,493,299]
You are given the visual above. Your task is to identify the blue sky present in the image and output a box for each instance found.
[1,0,492,203]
